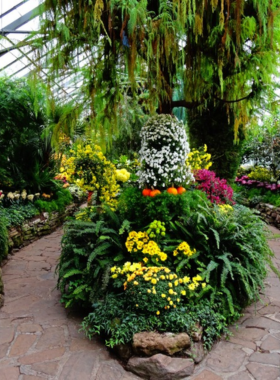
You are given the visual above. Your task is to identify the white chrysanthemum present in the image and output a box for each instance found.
[137,114,194,188]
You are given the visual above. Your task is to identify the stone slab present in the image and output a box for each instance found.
[19,347,65,365]
[192,369,222,380]
[32,361,59,376]
[58,351,99,380]
[206,342,247,372]
[227,371,252,380]
[247,362,280,380]
[0,366,20,380]
[9,334,37,356]
[35,326,65,349]
[260,335,280,351]
[249,352,280,366]
[0,327,15,345]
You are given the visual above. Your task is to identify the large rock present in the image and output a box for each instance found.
[127,353,194,380]
[133,332,191,356]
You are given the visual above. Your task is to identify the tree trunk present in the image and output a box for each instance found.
[188,102,245,182]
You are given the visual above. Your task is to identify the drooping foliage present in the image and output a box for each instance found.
[37,0,280,139]
[0,77,55,192]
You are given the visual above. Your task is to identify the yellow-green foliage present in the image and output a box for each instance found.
[248,167,272,182]
[186,144,212,171]
[59,144,119,210]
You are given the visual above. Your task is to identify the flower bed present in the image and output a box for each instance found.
[55,115,275,377]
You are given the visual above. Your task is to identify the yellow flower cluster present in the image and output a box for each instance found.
[218,204,233,213]
[58,144,120,210]
[187,275,206,290]
[186,144,212,171]
[116,169,131,182]
[111,263,207,314]
[126,266,182,309]
[126,231,167,262]
[111,262,142,279]
[173,241,196,257]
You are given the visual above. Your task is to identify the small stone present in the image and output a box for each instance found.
[133,331,190,356]
[191,323,203,342]
[184,341,206,364]
[127,354,194,380]
[114,342,133,360]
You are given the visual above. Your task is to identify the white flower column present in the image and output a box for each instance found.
[137,114,194,189]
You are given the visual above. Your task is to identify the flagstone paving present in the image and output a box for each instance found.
[0,225,280,379]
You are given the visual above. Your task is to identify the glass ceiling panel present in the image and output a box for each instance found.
[0,1,40,29]
[0,0,85,100]
[0,1,23,14]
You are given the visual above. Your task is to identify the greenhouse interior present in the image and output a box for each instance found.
[1,1,280,379]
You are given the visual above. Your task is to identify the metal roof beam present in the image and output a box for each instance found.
[0,30,33,35]
[0,1,29,19]
[2,5,41,32]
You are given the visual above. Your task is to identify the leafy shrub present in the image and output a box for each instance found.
[169,203,274,319]
[234,185,280,207]
[0,203,40,227]
[60,144,119,210]
[194,169,235,204]
[34,188,72,213]
[82,295,229,349]
[118,187,208,227]
[0,218,8,263]
[0,77,55,192]
[247,167,273,182]
[56,208,128,308]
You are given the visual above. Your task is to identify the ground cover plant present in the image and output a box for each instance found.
[56,115,275,352]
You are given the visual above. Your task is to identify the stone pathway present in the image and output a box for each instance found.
[0,226,280,380]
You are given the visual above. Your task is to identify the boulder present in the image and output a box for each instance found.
[127,353,194,380]
[133,332,191,356]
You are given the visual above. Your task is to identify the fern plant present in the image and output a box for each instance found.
[170,203,275,320]
[56,208,128,308]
